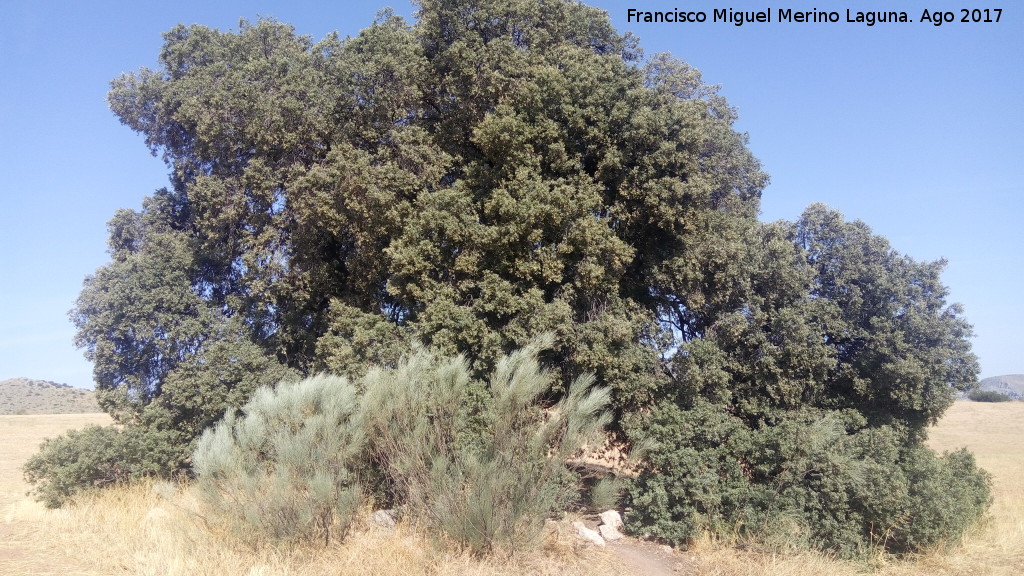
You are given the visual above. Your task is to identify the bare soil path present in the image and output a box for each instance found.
[607,538,690,575]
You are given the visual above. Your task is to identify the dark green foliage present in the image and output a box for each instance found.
[156,333,299,445]
[76,1,763,432]
[626,206,987,556]
[968,389,1012,402]
[24,330,298,507]
[192,374,364,545]
[72,227,211,422]
[892,447,992,551]
[315,301,411,379]
[58,0,986,557]
[665,208,978,436]
[626,402,992,557]
[23,425,182,508]
[793,205,979,433]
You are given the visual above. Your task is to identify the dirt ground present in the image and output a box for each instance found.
[608,538,690,575]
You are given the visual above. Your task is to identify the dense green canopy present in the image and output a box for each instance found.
[62,0,986,555]
[82,1,778,421]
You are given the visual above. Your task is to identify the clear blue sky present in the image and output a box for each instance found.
[1,0,1020,388]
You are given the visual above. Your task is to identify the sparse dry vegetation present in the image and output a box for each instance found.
[3,482,625,576]
[2,401,1021,575]
[1,413,625,575]
[0,379,99,415]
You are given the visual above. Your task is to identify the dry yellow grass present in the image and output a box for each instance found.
[0,413,629,576]
[0,412,111,575]
[4,486,628,576]
[3,402,1022,575]
[0,413,111,508]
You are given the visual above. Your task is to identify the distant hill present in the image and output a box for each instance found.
[975,374,1024,400]
[0,378,101,415]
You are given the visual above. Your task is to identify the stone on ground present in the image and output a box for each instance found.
[572,520,606,547]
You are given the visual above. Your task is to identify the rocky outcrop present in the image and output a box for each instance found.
[598,510,624,540]
[574,509,627,546]
[573,521,606,547]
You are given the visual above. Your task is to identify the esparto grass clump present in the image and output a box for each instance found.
[191,337,611,553]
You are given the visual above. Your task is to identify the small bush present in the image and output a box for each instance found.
[886,446,993,552]
[625,401,991,557]
[362,336,611,554]
[186,338,609,552]
[192,374,365,546]
[23,425,181,508]
[968,389,1013,402]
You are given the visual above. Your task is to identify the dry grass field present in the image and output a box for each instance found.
[0,414,629,575]
[1,401,1021,575]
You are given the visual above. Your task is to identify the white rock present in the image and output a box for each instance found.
[371,509,397,528]
[572,521,606,547]
[599,509,623,529]
[598,523,624,541]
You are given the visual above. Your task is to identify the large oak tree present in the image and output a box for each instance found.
[63,0,985,554]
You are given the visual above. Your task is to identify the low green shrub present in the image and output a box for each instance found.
[362,336,611,554]
[190,337,609,552]
[23,424,181,508]
[888,445,992,552]
[191,374,365,546]
[625,401,991,557]
[968,389,1013,402]
[23,336,298,510]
